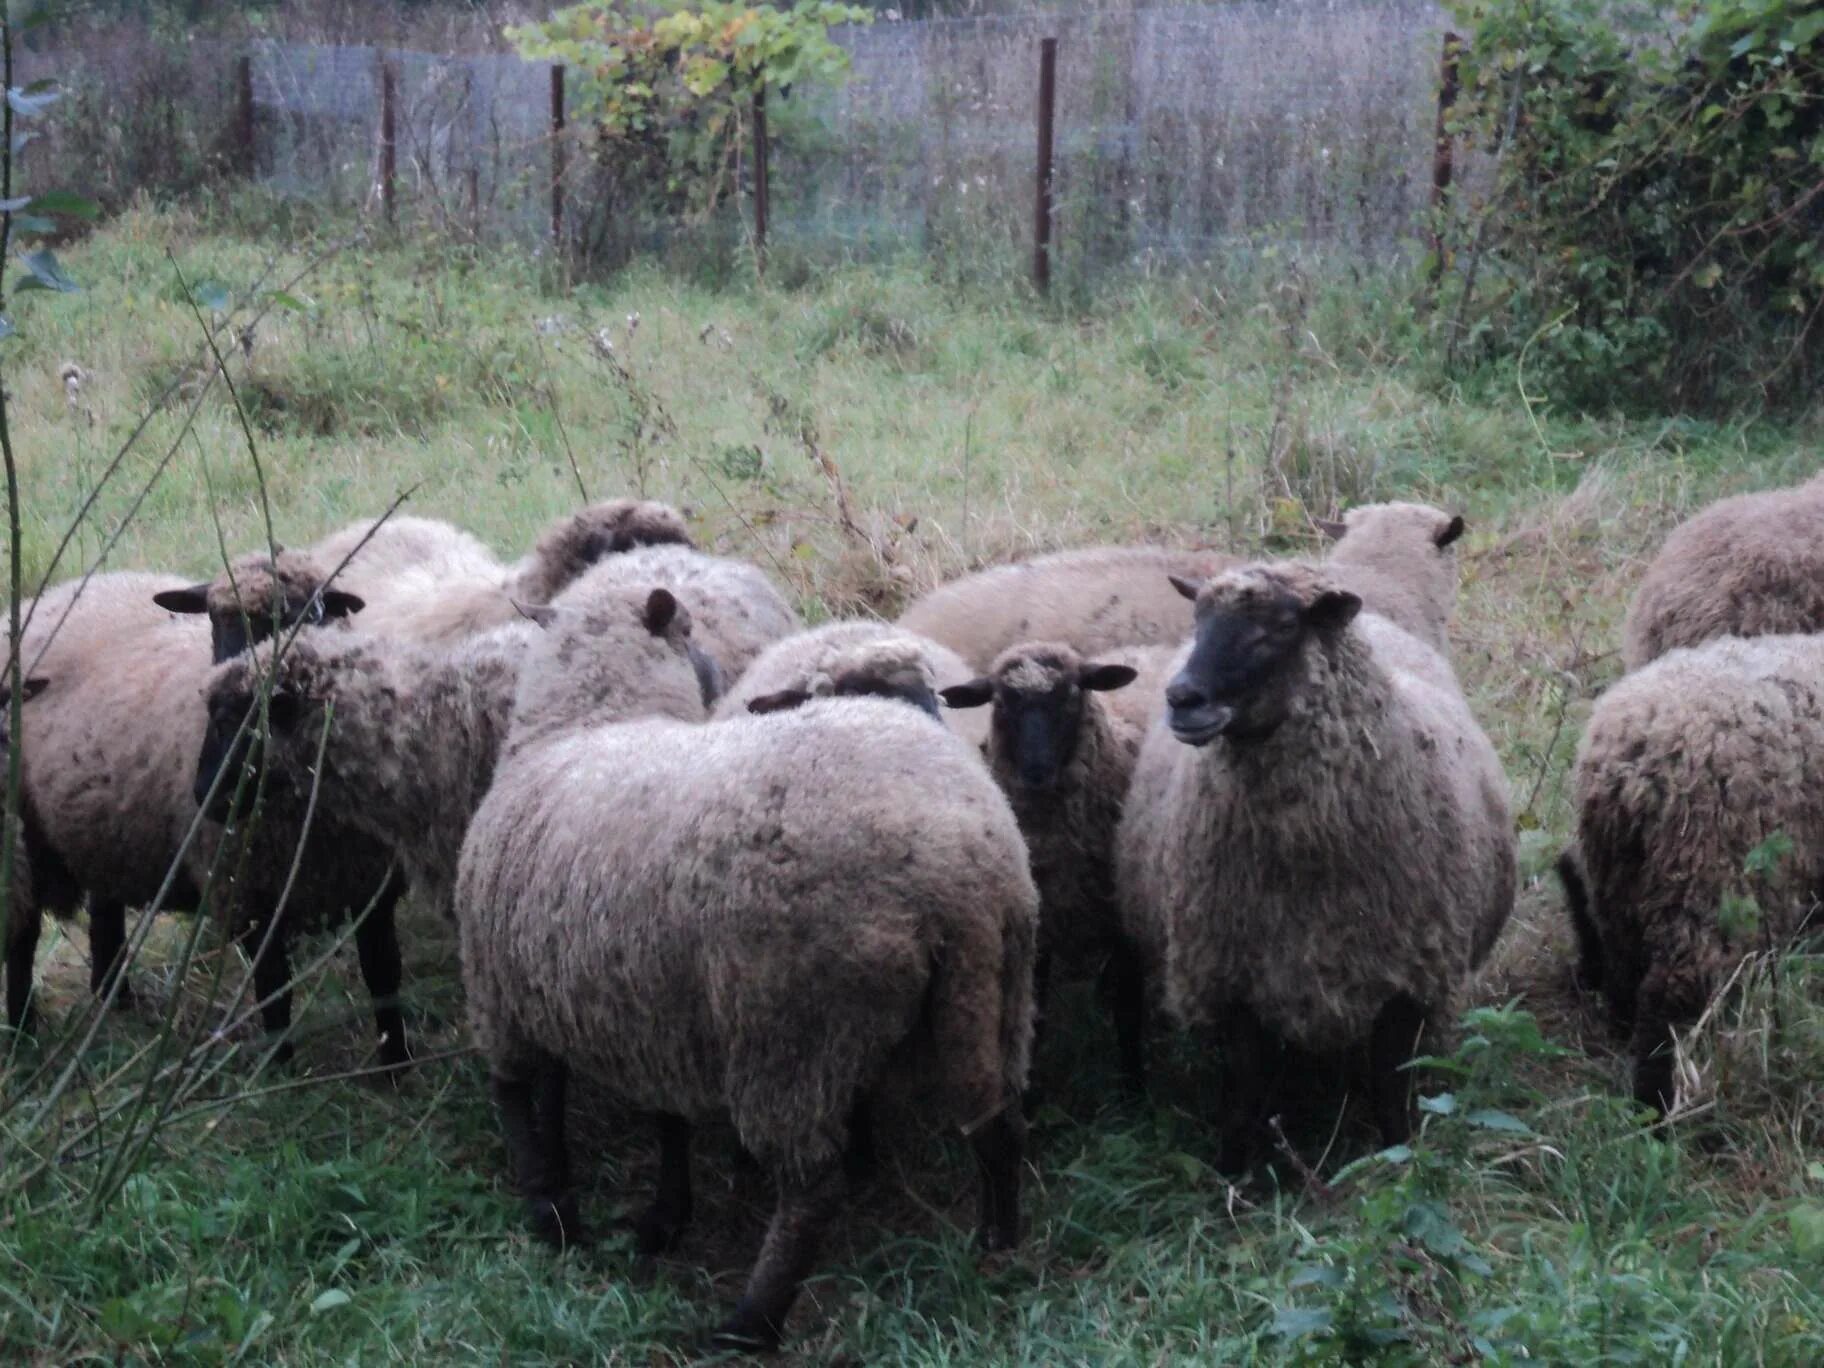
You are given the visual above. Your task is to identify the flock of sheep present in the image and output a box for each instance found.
[2,468,1820,1350]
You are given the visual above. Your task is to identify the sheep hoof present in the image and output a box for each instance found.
[528,1193,589,1250]
[704,1309,782,1356]
[629,1202,688,1256]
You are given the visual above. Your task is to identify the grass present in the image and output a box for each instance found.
[2,198,1822,1363]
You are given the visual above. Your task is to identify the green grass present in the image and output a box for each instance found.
[2,201,1822,1363]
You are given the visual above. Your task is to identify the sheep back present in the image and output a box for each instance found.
[1324,501,1463,656]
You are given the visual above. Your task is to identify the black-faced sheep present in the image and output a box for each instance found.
[456,585,1036,1351]
[150,549,365,663]
[1566,632,1824,1112]
[896,545,1239,673]
[1318,501,1466,657]
[939,642,1144,1076]
[1620,472,1824,670]
[1116,563,1515,1167]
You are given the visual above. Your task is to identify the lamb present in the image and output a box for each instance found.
[1318,501,1466,657]
[716,621,986,746]
[896,545,1238,672]
[1620,472,1824,670]
[561,543,800,682]
[939,642,1145,1077]
[12,569,407,1065]
[345,499,696,647]
[455,585,1037,1351]
[1115,563,1515,1167]
[1564,632,1824,1112]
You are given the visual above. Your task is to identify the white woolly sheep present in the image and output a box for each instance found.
[1620,471,1824,670]
[896,545,1239,672]
[456,585,1037,1351]
[1564,632,1824,1112]
[1116,562,1515,1167]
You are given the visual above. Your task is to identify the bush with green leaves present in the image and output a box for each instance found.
[1447,0,1824,413]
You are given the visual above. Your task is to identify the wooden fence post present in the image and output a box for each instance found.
[235,54,255,178]
[378,55,396,227]
[1428,31,1461,283]
[1034,36,1058,294]
[550,64,566,249]
[752,84,770,271]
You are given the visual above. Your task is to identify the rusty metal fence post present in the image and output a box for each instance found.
[378,55,396,227]
[1428,31,1462,283]
[1034,36,1058,293]
[550,64,566,249]
[753,85,770,271]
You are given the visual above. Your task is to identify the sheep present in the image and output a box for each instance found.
[1620,472,1824,670]
[1115,562,1515,1167]
[309,513,503,585]
[1317,501,1466,657]
[937,644,1143,1068]
[13,570,408,1064]
[896,545,1239,672]
[559,543,800,683]
[716,621,986,746]
[2,677,47,1033]
[1565,632,1824,1112]
[455,585,1037,1351]
[346,499,696,647]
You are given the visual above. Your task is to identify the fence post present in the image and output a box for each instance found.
[1428,31,1461,283]
[235,54,255,178]
[752,84,770,271]
[1034,36,1058,294]
[378,55,397,227]
[550,64,566,250]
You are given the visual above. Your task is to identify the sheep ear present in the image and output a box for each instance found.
[19,676,47,702]
[1168,574,1202,603]
[747,689,813,715]
[1435,514,1466,549]
[153,584,211,614]
[1080,663,1139,692]
[513,600,558,629]
[1315,517,1348,542]
[939,679,995,710]
[320,589,365,620]
[1304,589,1362,632]
[642,588,679,635]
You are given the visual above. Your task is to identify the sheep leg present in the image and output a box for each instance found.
[971,1105,1026,1252]
[1630,961,1706,1116]
[1103,937,1149,1093]
[491,1051,586,1249]
[87,900,136,1008]
[1556,853,1604,994]
[1369,993,1428,1146]
[1214,1002,1275,1175]
[631,1113,693,1255]
[842,1091,879,1183]
[710,1160,846,1353]
[243,916,296,1069]
[5,904,40,1035]
[351,880,411,1073]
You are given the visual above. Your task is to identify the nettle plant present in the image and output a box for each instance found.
[508,0,870,242]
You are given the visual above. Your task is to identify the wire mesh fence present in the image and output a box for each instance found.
[24,1,1459,283]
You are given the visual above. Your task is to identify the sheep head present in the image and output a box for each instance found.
[942,641,1135,791]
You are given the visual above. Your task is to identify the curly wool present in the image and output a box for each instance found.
[1571,633,1824,1065]
[1324,501,1463,657]
[1620,472,1824,670]
[897,545,1236,673]
[1117,563,1515,1053]
[460,690,1037,1180]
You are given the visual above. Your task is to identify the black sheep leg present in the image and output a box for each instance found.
[493,1049,585,1248]
[351,875,411,1071]
[1103,936,1148,1093]
[243,915,295,1067]
[1214,1001,1279,1176]
[1630,961,1706,1117]
[4,901,40,1035]
[972,1106,1026,1252]
[711,1159,846,1353]
[87,899,136,1007]
[1369,993,1429,1147]
[632,1113,693,1254]
[843,1091,879,1183]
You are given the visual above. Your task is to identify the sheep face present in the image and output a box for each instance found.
[942,644,1136,791]
[154,552,364,663]
[1163,567,1361,747]
[195,651,326,820]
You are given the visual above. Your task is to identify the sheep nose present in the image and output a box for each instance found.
[1165,679,1207,711]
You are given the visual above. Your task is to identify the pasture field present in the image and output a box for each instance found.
[1,201,1821,1364]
